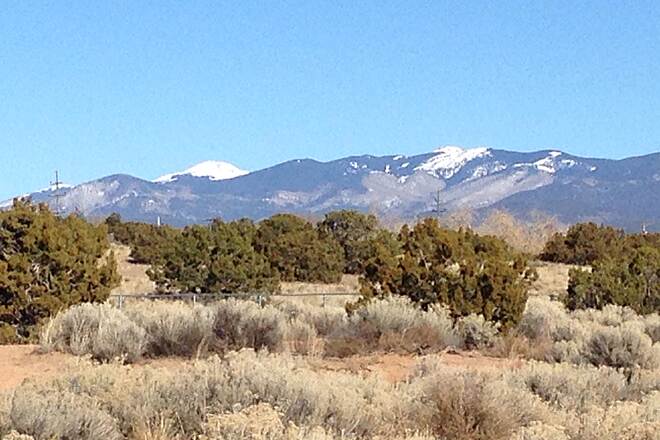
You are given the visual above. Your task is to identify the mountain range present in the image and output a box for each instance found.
[4,147,659,231]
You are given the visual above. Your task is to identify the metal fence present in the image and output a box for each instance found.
[109,292,360,309]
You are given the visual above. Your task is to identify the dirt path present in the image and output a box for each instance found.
[528,261,578,297]
[0,344,524,392]
[111,243,155,295]
[309,351,522,383]
[0,345,73,392]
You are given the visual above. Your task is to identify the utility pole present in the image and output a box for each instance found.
[641,221,654,235]
[432,188,446,220]
[50,170,63,216]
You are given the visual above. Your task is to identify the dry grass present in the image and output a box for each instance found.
[279,274,360,308]
[124,302,215,357]
[40,297,466,361]
[280,274,360,295]
[3,385,122,440]
[40,303,147,363]
[1,350,658,440]
[511,296,660,369]
[39,293,660,371]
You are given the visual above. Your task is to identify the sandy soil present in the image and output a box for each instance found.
[529,261,575,297]
[0,345,73,392]
[0,344,524,392]
[110,244,155,295]
[309,351,522,383]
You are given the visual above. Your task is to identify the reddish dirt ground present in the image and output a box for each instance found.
[0,345,72,392]
[310,351,522,383]
[0,345,523,392]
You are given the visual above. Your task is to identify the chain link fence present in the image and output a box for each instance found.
[109,292,360,309]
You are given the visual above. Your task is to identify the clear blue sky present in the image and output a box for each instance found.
[2,1,660,200]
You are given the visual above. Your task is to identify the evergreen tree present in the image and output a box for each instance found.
[317,210,381,274]
[566,245,659,314]
[105,214,179,265]
[0,200,119,342]
[358,218,534,329]
[149,220,279,294]
[540,222,626,265]
[256,214,345,283]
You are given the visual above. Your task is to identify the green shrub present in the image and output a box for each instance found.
[149,220,279,294]
[105,213,179,265]
[540,222,626,265]
[255,214,345,283]
[540,221,660,266]
[317,210,381,274]
[540,221,660,314]
[0,201,119,341]
[566,246,659,314]
[358,219,534,329]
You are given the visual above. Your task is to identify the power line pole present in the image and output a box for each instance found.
[432,188,446,220]
[641,221,653,235]
[50,170,63,216]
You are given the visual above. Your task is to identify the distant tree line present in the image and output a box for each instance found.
[4,200,656,344]
[540,222,659,314]
[107,210,535,328]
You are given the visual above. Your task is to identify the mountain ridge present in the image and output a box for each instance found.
[5,147,659,231]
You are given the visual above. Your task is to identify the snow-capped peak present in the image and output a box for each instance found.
[415,146,491,179]
[155,160,249,183]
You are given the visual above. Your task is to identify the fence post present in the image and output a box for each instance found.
[117,294,124,310]
[193,294,197,306]
[322,294,326,308]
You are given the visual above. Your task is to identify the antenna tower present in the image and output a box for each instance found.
[50,170,63,215]
[641,221,654,235]
[432,188,446,220]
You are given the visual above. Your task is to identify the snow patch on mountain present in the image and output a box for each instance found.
[0,199,16,208]
[155,161,248,183]
[415,146,491,179]
[512,151,578,174]
[0,183,74,209]
[533,156,557,173]
[38,183,74,193]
